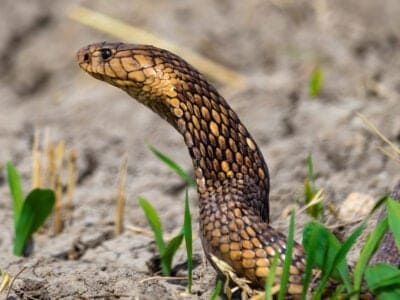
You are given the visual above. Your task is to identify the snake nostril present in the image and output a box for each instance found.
[83,52,90,62]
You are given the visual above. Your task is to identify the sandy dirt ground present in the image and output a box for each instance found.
[0,0,399,299]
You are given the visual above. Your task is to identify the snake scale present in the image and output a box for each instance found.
[76,42,396,297]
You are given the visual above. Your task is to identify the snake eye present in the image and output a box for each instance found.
[100,48,112,60]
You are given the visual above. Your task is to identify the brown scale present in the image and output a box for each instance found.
[77,42,305,295]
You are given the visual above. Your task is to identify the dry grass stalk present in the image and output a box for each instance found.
[138,276,187,284]
[31,130,42,188]
[68,5,246,90]
[42,128,51,186]
[5,266,26,299]
[0,270,11,293]
[53,141,65,234]
[66,150,78,223]
[46,138,56,189]
[298,189,324,215]
[125,224,155,238]
[115,156,128,236]
[29,129,78,233]
[357,112,400,164]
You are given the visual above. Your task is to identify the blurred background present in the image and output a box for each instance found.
[0,0,399,298]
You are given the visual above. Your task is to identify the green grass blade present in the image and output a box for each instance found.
[303,154,323,219]
[147,144,196,188]
[304,153,315,207]
[184,188,193,293]
[162,232,184,274]
[387,197,400,249]
[309,66,324,98]
[209,279,222,300]
[278,210,295,300]
[329,285,345,300]
[14,189,55,256]
[302,222,319,300]
[6,162,24,231]
[265,253,279,300]
[302,222,345,280]
[365,263,400,290]
[370,195,390,215]
[365,263,400,299]
[306,154,315,184]
[138,197,168,274]
[304,179,313,205]
[353,217,388,292]
[138,197,165,252]
[335,223,365,290]
[314,222,364,298]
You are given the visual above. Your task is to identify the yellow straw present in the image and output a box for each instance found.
[68,5,245,89]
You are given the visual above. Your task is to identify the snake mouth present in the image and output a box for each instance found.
[76,46,118,83]
[76,47,94,74]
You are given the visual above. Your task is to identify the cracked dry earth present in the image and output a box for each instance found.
[0,1,399,299]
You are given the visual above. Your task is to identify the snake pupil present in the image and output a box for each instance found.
[83,53,89,62]
[100,48,112,60]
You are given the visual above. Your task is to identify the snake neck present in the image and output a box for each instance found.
[167,80,270,222]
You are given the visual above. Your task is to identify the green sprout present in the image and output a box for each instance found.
[6,162,55,256]
[277,210,296,300]
[309,66,324,98]
[300,195,400,298]
[304,154,323,219]
[210,279,222,300]
[138,143,194,292]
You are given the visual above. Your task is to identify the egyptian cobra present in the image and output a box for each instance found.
[76,42,328,296]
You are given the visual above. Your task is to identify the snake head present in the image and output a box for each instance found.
[77,42,158,88]
[77,42,194,124]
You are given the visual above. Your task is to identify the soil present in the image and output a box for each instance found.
[0,1,399,299]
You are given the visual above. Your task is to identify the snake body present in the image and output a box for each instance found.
[77,42,308,295]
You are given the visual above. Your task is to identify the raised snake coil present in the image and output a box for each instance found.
[77,42,308,295]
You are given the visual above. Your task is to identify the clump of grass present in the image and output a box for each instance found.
[6,162,55,256]
[31,130,78,234]
[361,197,400,299]
[260,194,400,299]
[301,196,400,298]
[138,196,174,275]
[309,66,324,98]
[303,154,324,219]
[138,196,193,290]
[139,145,194,292]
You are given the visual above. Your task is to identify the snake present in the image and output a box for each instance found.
[76,42,396,297]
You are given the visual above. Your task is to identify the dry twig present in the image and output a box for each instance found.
[115,155,128,236]
[68,5,246,90]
